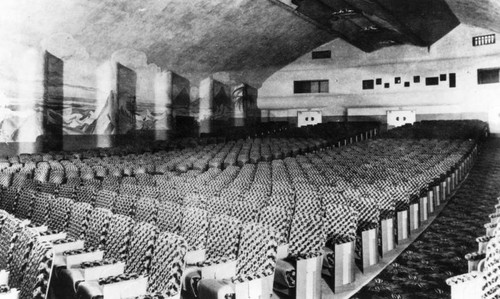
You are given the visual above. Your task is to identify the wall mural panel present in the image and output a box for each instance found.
[116,63,137,134]
[169,72,194,136]
[62,60,117,136]
[43,51,64,150]
[0,45,44,143]
[232,83,259,126]
[211,79,232,134]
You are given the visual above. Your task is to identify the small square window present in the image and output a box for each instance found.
[449,73,456,88]
[362,80,374,90]
[376,78,382,85]
[440,74,447,81]
[426,77,439,86]
[395,77,401,84]
[384,83,390,88]
[404,82,410,87]
[413,76,420,83]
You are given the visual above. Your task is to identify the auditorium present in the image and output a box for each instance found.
[0,0,499,298]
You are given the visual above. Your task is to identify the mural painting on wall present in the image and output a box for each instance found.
[231,83,259,124]
[63,91,117,135]
[43,51,64,140]
[170,73,191,118]
[212,80,232,121]
[135,104,155,130]
[116,63,137,134]
[0,100,44,143]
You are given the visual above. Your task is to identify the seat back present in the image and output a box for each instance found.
[288,212,325,258]
[38,182,58,195]
[235,223,277,277]
[482,231,500,299]
[349,196,380,232]
[0,215,22,269]
[135,197,158,224]
[15,189,35,220]
[11,173,28,189]
[180,207,209,251]
[1,187,18,214]
[268,194,294,211]
[105,214,134,260]
[19,241,54,299]
[114,194,137,217]
[58,185,75,199]
[295,189,323,216]
[140,186,159,199]
[48,171,64,185]
[147,232,188,297]
[158,188,181,204]
[126,222,158,275]
[324,202,359,245]
[230,200,257,223]
[157,201,182,233]
[75,185,97,205]
[0,172,12,188]
[85,208,112,249]
[48,197,74,232]
[31,192,53,226]
[258,206,292,245]
[206,196,230,216]
[9,228,37,289]
[206,214,241,260]
[66,202,92,240]
[95,189,117,210]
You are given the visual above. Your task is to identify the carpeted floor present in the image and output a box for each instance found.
[351,138,500,299]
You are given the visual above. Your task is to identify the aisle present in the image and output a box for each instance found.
[351,138,500,299]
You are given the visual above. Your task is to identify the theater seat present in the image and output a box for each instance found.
[75,222,158,299]
[274,212,325,299]
[447,227,500,299]
[183,214,241,298]
[196,223,278,299]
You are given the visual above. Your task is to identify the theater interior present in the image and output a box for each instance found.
[0,0,500,298]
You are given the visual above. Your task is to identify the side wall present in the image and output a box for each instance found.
[258,24,500,131]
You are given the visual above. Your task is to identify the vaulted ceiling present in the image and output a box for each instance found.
[1,0,499,87]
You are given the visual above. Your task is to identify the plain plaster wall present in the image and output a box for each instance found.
[258,24,500,131]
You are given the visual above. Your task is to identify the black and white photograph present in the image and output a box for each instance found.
[0,0,498,298]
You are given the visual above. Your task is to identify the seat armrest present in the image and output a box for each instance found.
[231,268,274,284]
[27,224,48,233]
[0,272,7,286]
[0,286,19,299]
[51,238,85,254]
[37,230,67,242]
[79,259,125,281]
[291,251,324,261]
[63,248,104,268]
[200,260,237,280]
[232,269,274,299]
[193,257,232,267]
[99,274,149,299]
[277,244,289,260]
[446,272,481,286]
[465,252,486,262]
[185,249,206,265]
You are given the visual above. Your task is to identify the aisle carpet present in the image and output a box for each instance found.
[351,138,500,299]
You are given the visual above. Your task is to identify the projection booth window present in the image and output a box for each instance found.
[478,68,500,85]
[294,80,329,94]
